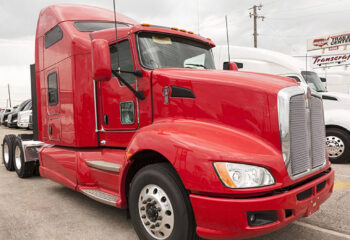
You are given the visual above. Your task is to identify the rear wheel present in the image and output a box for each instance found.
[13,138,35,178]
[326,128,350,163]
[2,134,16,171]
[129,163,198,240]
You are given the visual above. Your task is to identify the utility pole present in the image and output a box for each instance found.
[249,4,264,48]
[7,84,11,108]
[225,15,230,63]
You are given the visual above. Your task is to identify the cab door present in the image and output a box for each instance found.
[99,39,139,132]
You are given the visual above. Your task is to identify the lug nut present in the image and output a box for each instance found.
[141,215,146,219]
[140,207,145,211]
[142,200,147,204]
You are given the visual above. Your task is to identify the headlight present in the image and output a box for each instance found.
[213,162,275,188]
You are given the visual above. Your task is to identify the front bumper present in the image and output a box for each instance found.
[190,168,334,240]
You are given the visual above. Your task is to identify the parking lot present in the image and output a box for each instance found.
[0,126,349,240]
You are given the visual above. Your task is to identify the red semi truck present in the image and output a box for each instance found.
[1,4,334,240]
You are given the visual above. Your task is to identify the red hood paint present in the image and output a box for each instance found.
[151,69,297,151]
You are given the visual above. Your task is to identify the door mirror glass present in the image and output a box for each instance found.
[92,39,111,81]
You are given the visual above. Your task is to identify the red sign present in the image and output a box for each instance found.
[312,53,350,68]
[313,37,329,48]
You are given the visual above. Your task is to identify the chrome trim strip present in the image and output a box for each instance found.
[93,80,99,132]
[86,160,121,173]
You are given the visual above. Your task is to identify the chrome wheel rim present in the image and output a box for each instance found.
[3,143,9,164]
[15,146,21,170]
[326,136,345,158]
[138,184,174,239]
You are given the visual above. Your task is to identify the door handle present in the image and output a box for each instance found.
[49,125,53,135]
[104,114,109,125]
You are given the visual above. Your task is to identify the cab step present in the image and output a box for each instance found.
[81,188,120,207]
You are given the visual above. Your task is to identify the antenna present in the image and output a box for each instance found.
[113,0,120,70]
[225,15,231,63]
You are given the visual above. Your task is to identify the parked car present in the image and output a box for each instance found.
[0,109,11,126]
[17,101,32,129]
[7,100,31,128]
[215,46,350,163]
[0,106,18,126]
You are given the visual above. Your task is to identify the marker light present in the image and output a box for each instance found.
[188,31,194,34]
[141,23,151,26]
[179,29,186,32]
[171,27,179,30]
[213,162,275,188]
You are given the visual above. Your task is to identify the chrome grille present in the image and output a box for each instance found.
[278,86,326,180]
[289,94,310,176]
[310,96,326,168]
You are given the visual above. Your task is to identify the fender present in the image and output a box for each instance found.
[123,119,286,197]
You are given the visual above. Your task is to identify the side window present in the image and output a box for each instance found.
[287,76,301,82]
[110,40,136,85]
[45,25,63,48]
[47,72,59,106]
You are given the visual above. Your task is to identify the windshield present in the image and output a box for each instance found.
[138,32,215,70]
[301,71,327,92]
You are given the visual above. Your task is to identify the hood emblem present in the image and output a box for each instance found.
[163,86,170,104]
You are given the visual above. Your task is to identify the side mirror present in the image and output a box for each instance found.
[92,39,111,81]
[223,61,239,71]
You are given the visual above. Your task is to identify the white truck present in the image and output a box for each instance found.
[316,69,350,94]
[213,46,350,163]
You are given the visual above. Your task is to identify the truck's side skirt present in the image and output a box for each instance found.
[39,145,127,208]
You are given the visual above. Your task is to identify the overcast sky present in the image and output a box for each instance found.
[0,0,349,107]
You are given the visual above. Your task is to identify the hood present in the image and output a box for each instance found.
[321,91,350,105]
[151,69,297,151]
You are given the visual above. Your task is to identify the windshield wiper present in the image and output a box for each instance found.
[184,63,207,69]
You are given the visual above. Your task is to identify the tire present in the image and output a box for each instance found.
[13,138,35,178]
[326,128,350,163]
[128,163,199,240]
[2,134,17,171]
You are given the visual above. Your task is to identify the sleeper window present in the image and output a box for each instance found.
[48,72,59,106]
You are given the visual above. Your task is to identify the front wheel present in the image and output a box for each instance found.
[128,163,198,240]
[326,128,350,163]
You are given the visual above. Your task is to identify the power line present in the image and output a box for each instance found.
[249,4,265,48]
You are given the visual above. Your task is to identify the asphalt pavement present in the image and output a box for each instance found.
[0,126,349,240]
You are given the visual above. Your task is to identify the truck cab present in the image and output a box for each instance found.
[2,5,334,240]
